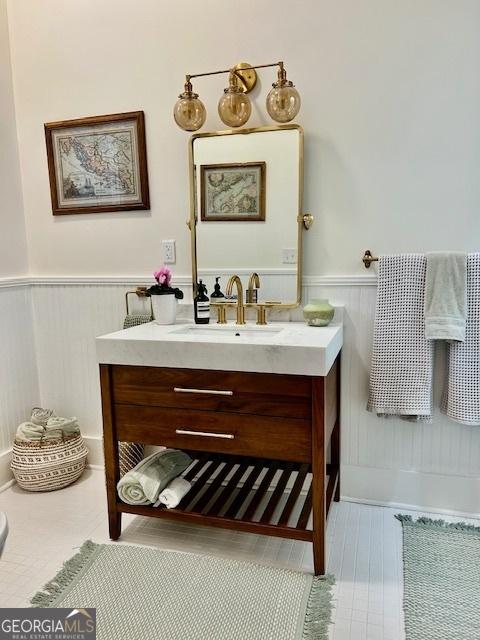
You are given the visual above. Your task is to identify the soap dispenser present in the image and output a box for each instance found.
[194,280,210,324]
[210,277,225,301]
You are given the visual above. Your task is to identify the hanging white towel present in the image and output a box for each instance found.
[424,252,467,342]
[367,254,434,421]
[442,253,480,425]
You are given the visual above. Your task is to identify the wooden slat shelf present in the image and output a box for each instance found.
[116,451,340,543]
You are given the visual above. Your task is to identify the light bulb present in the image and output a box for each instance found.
[218,72,251,128]
[266,64,301,123]
[173,80,206,131]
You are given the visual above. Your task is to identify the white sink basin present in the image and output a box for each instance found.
[97,321,343,376]
[170,325,283,340]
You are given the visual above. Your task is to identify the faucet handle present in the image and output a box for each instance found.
[256,305,267,325]
[212,303,227,324]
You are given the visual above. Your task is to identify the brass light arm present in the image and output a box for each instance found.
[187,61,283,82]
[225,275,246,325]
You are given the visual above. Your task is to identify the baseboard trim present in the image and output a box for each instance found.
[342,495,480,521]
[83,436,104,467]
[342,464,480,518]
[0,449,13,488]
[0,479,15,494]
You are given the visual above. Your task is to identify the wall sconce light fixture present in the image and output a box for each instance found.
[173,61,300,131]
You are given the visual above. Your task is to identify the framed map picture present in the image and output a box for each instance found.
[200,162,266,222]
[44,111,149,215]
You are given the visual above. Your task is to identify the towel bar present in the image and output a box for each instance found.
[362,250,378,268]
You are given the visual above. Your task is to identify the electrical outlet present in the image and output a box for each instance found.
[282,248,297,264]
[162,240,176,264]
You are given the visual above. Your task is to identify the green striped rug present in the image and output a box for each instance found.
[32,541,334,640]
[397,515,480,640]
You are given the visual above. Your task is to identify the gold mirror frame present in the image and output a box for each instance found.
[188,123,305,310]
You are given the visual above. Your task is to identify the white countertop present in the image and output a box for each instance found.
[96,321,342,377]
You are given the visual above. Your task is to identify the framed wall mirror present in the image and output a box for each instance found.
[188,124,305,308]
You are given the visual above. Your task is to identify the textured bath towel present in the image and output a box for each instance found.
[424,252,467,342]
[117,449,192,505]
[367,254,433,420]
[442,253,480,425]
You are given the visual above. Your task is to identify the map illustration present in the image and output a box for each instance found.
[201,162,265,221]
[57,129,137,202]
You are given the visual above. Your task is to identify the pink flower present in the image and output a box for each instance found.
[153,267,172,287]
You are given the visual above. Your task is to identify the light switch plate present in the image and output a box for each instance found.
[282,248,297,264]
[162,240,176,264]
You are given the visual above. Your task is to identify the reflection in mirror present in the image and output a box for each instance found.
[190,125,303,306]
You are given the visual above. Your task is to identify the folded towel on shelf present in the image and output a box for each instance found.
[442,253,480,425]
[367,254,434,421]
[154,477,191,509]
[424,252,467,342]
[117,449,192,505]
[16,415,80,441]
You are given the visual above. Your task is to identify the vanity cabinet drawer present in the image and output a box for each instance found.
[114,404,311,463]
[111,365,311,420]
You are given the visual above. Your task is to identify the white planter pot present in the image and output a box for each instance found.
[151,294,177,325]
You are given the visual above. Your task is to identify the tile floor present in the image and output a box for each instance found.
[0,469,477,639]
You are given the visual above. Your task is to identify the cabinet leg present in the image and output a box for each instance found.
[332,420,341,502]
[100,365,123,541]
[331,355,341,503]
[108,506,122,540]
[312,377,326,576]
[312,527,326,576]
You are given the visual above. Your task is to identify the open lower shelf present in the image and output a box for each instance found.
[117,451,339,542]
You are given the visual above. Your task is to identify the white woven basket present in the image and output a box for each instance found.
[11,434,88,492]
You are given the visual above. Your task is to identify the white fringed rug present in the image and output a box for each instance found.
[32,541,334,640]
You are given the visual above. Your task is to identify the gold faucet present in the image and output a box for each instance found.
[225,275,246,325]
[246,272,260,304]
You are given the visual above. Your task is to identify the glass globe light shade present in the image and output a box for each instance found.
[218,74,252,128]
[173,82,206,131]
[266,84,301,123]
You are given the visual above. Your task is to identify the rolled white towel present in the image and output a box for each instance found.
[156,477,191,509]
[117,449,191,505]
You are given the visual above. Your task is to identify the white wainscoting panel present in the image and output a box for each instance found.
[0,285,40,454]
[28,277,480,514]
[31,283,128,438]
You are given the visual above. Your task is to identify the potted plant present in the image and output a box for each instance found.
[147,267,184,325]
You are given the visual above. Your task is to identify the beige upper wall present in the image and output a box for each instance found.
[0,0,27,278]
[6,0,480,277]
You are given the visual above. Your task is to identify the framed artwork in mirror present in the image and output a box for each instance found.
[200,162,266,222]
[44,111,150,215]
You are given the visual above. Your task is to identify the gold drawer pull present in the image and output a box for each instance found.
[175,429,235,440]
[173,387,233,396]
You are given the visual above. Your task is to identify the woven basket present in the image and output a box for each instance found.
[119,442,144,476]
[11,434,88,492]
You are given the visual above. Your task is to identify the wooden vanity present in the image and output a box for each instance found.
[99,349,340,575]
